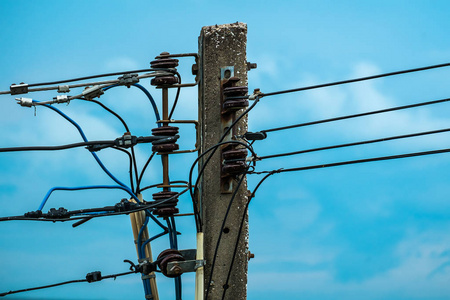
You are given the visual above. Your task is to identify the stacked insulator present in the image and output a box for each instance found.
[150,52,180,86]
[151,126,180,152]
[157,249,185,278]
[152,190,179,217]
[222,77,249,112]
[222,147,248,175]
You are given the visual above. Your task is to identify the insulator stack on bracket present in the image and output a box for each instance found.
[219,66,249,193]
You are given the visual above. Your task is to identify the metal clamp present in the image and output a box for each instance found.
[156,120,199,154]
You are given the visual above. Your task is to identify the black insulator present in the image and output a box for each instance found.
[152,191,179,217]
[152,126,179,136]
[152,143,179,153]
[223,86,248,97]
[150,58,179,69]
[222,161,248,175]
[151,76,179,86]
[223,99,249,110]
[157,249,185,278]
[222,148,248,161]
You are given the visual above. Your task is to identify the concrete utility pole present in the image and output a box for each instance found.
[198,22,249,299]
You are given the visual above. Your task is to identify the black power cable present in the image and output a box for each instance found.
[168,72,182,120]
[205,172,249,300]
[26,68,171,87]
[136,152,156,193]
[220,171,276,300]
[0,188,189,223]
[190,96,260,232]
[251,147,450,175]
[259,97,450,134]
[221,148,450,299]
[0,135,167,153]
[0,268,136,297]
[258,128,450,160]
[188,140,257,232]
[260,62,450,98]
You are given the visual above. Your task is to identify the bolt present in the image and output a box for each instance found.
[248,251,255,261]
[169,265,183,275]
[160,51,170,56]
[192,63,199,75]
[246,62,257,71]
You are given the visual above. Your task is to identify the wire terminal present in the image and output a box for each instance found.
[15,97,34,107]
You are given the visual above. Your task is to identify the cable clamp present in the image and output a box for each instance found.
[141,274,156,280]
[86,271,102,283]
[82,85,104,100]
[248,88,262,100]
[10,83,28,95]
[15,97,34,107]
[53,95,70,104]
[118,73,139,87]
[58,85,70,93]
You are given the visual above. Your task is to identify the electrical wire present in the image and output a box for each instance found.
[40,103,131,189]
[136,152,157,193]
[188,140,257,232]
[37,185,140,211]
[139,180,189,193]
[0,140,116,152]
[0,187,189,223]
[27,68,170,87]
[102,83,161,127]
[166,216,182,300]
[259,62,450,98]
[220,171,275,300]
[258,128,450,160]
[251,147,450,175]
[0,268,137,297]
[259,97,450,134]
[112,147,136,193]
[205,172,248,300]
[168,72,182,120]
[77,98,139,192]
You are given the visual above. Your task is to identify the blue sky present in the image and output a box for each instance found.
[1,1,450,299]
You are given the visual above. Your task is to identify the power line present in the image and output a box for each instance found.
[260,62,450,98]
[251,147,450,175]
[258,128,450,160]
[258,97,450,134]
[0,268,136,297]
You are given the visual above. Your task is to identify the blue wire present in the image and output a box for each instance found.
[136,216,152,298]
[41,103,131,189]
[141,231,168,256]
[167,217,182,300]
[37,185,139,211]
[102,83,161,127]
[35,102,172,230]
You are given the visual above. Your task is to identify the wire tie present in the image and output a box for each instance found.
[142,274,156,280]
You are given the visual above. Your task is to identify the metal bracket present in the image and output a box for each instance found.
[156,119,199,154]
[166,259,204,276]
[154,52,199,88]
[164,249,204,276]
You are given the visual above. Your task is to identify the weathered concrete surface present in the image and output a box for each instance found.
[199,22,249,300]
